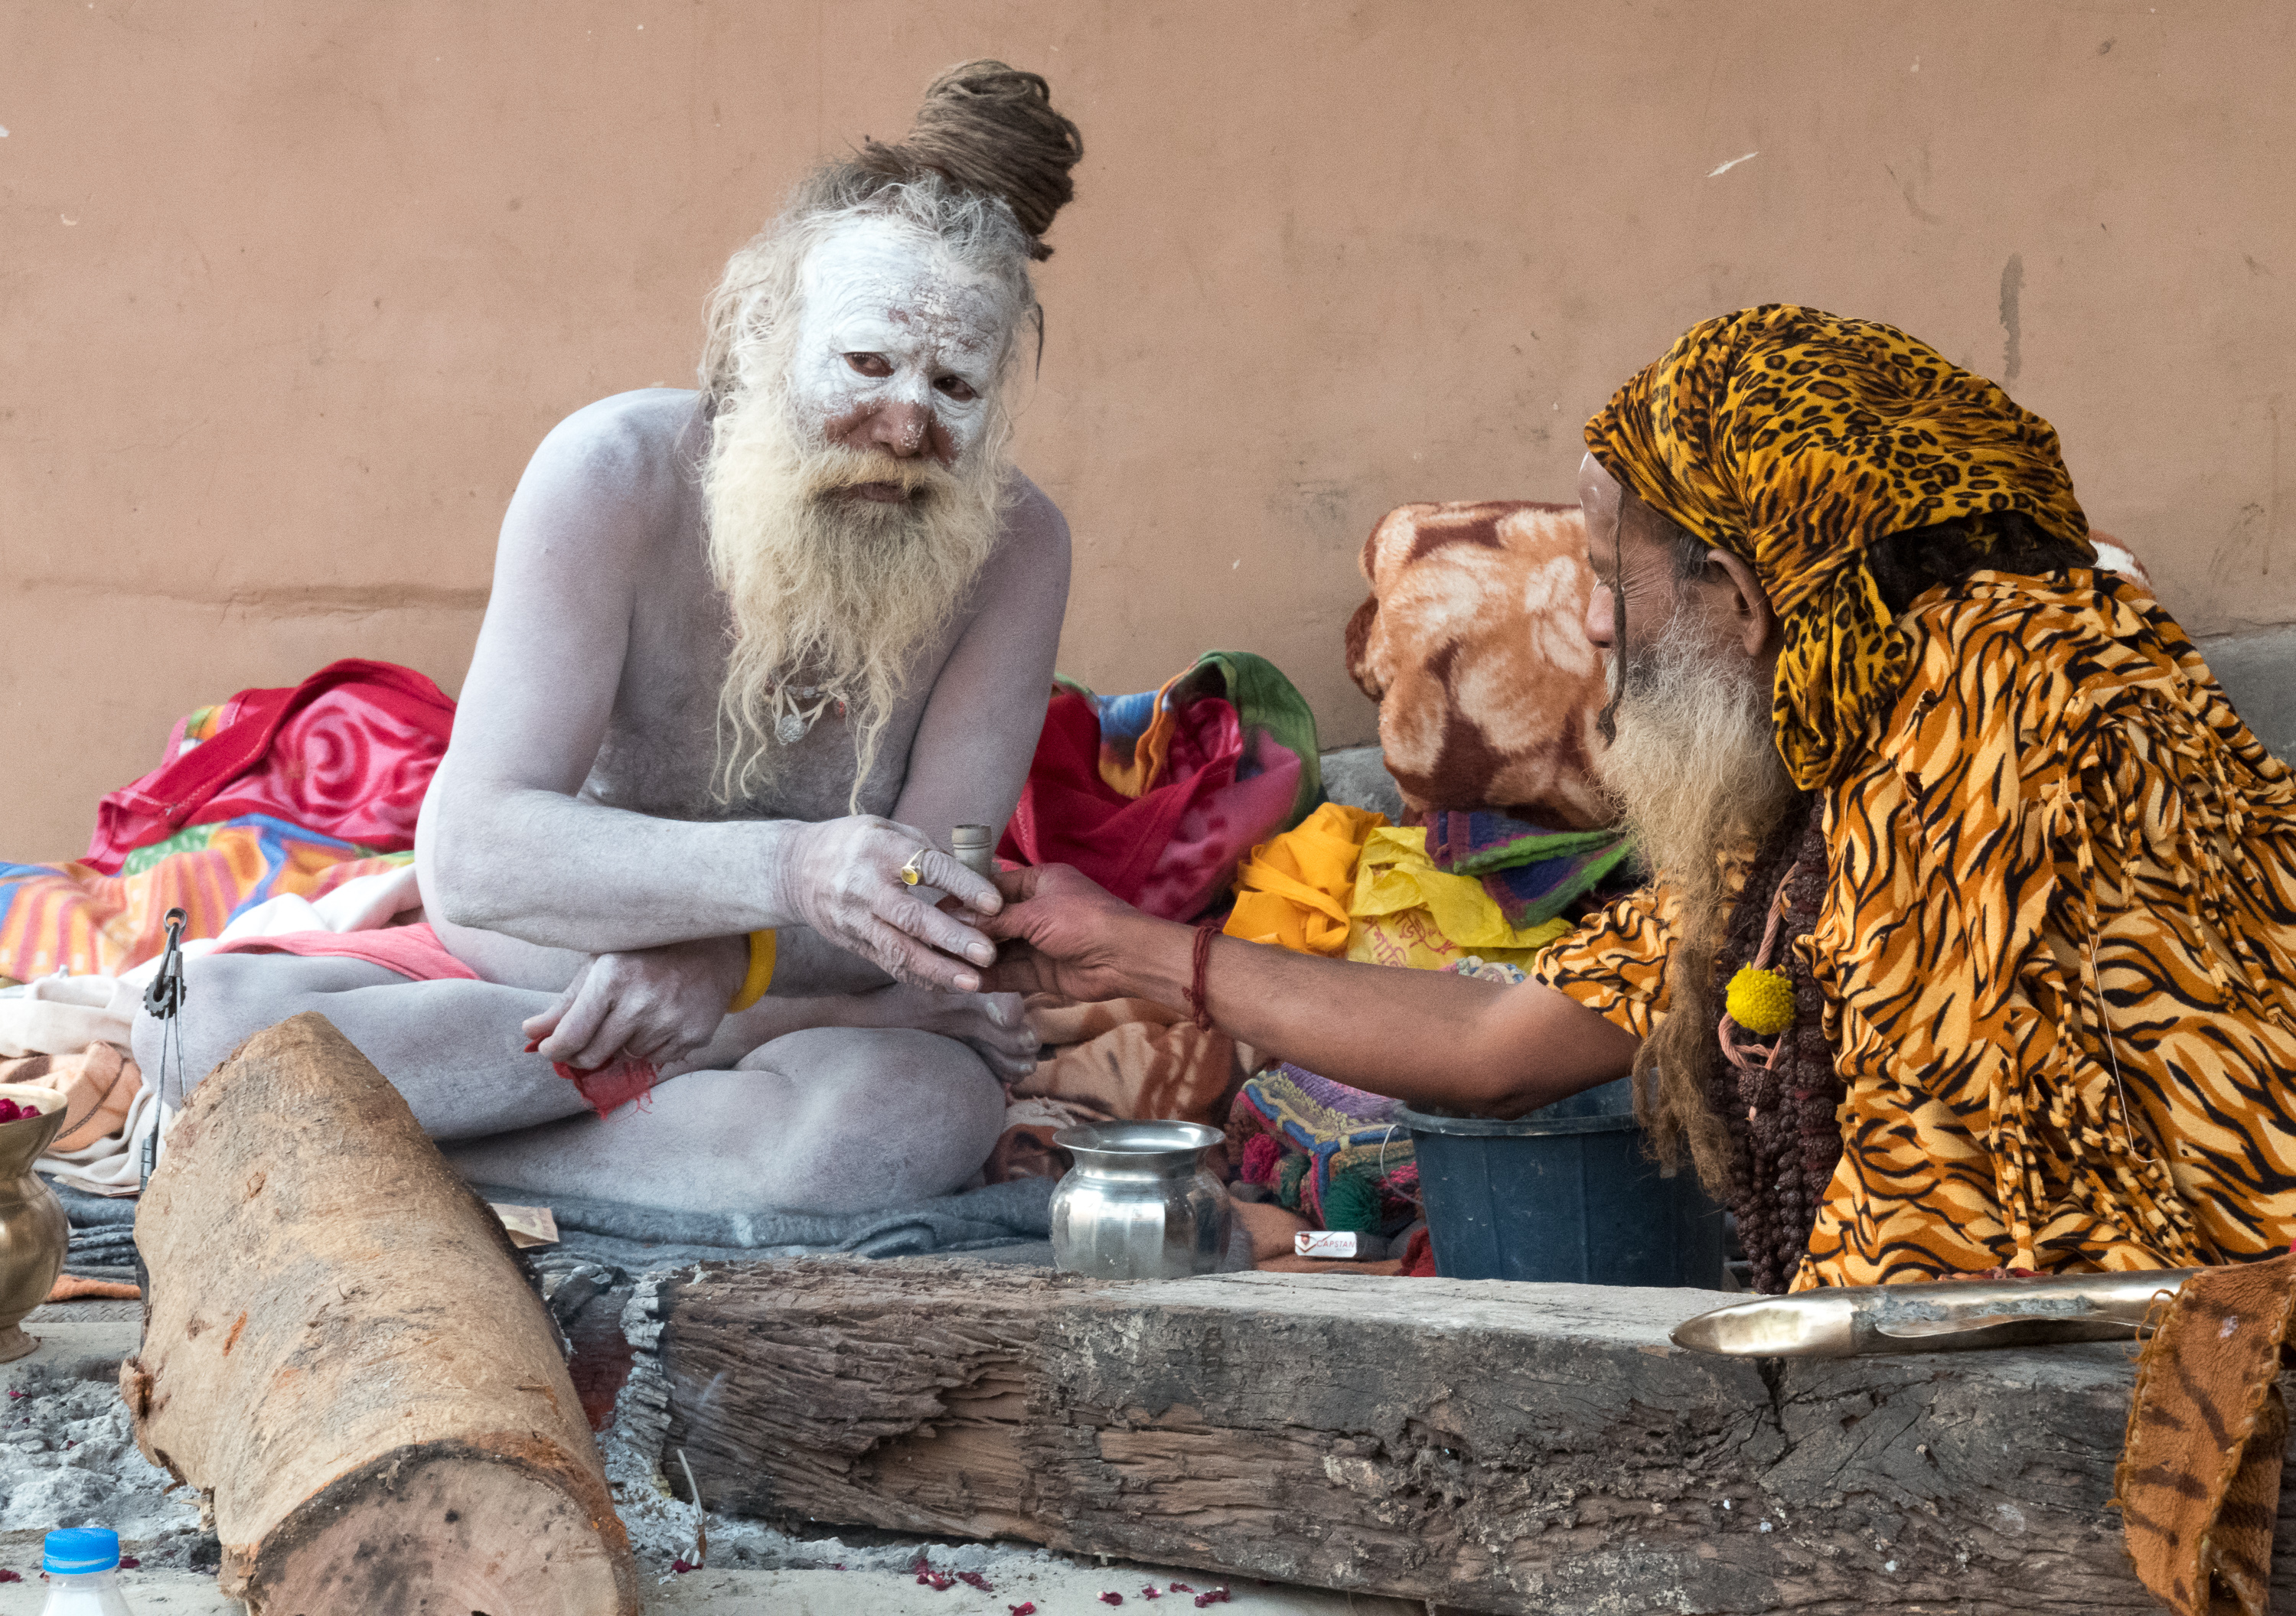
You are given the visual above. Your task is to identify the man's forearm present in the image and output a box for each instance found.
[1103,913,1637,1116]
[425,785,807,952]
[764,926,892,997]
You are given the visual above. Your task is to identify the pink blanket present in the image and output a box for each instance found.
[210,921,478,981]
[86,659,455,875]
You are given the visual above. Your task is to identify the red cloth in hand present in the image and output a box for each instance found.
[523,1040,657,1121]
[87,658,455,873]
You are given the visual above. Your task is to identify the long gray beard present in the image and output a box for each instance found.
[1596,615,1799,1195]
[701,387,1008,806]
[1597,622,1797,921]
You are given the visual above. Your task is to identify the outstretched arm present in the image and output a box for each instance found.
[983,865,1639,1116]
[417,395,999,990]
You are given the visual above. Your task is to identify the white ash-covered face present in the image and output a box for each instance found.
[788,216,1010,484]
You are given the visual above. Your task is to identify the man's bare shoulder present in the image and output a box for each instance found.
[497,389,706,579]
[997,471,1073,564]
[527,388,704,497]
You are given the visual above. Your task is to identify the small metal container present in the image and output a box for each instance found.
[1049,1120,1231,1280]
[951,823,996,881]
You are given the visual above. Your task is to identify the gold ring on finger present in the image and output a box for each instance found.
[899,849,928,887]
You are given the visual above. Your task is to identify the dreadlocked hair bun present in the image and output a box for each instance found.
[856,60,1084,259]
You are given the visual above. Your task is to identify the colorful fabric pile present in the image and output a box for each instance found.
[1226,1062,1419,1234]
[0,660,452,1214]
[1225,805,1577,969]
[0,659,451,982]
[1000,651,1320,920]
[1345,825,1576,970]
[1422,808,1637,930]
[83,657,453,873]
[0,816,412,982]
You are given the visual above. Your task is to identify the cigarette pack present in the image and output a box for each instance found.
[1293,1230,1386,1261]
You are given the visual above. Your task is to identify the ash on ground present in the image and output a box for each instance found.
[0,1360,1084,1585]
[0,1366,215,1566]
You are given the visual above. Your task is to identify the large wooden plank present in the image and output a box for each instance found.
[628,1260,2294,1614]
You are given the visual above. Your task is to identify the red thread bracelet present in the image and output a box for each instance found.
[1187,920,1221,1031]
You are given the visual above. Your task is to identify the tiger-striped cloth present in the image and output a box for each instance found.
[1536,568,2296,1287]
[2115,1253,2296,1616]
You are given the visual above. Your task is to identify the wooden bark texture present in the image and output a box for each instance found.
[120,1012,639,1615]
[642,1259,2296,1615]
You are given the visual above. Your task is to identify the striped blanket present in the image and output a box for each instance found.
[0,815,409,981]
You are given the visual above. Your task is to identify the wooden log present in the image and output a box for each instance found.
[635,1258,2296,1615]
[120,1012,639,1614]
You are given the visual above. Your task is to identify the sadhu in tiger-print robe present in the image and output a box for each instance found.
[1539,567,2296,1289]
[1539,304,2296,1289]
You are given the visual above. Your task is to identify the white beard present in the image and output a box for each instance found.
[700,383,1008,806]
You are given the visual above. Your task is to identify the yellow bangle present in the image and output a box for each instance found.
[728,930,776,1013]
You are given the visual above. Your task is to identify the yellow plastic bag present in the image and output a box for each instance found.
[1344,826,1571,970]
[1225,802,1387,956]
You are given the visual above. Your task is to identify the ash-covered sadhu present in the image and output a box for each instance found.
[1540,304,2296,1289]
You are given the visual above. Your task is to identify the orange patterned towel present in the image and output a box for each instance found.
[1342,500,1610,824]
[2117,1253,2296,1614]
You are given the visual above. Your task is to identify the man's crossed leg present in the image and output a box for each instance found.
[132,953,1009,1214]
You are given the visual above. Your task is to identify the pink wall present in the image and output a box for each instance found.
[3,2,2291,856]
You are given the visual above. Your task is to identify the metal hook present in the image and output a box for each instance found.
[142,907,189,1024]
[134,907,193,1311]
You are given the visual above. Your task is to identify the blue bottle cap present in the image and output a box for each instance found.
[43,1527,120,1574]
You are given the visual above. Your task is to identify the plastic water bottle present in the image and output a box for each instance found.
[38,1529,135,1614]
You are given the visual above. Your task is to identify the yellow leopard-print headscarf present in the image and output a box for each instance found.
[1584,305,2091,790]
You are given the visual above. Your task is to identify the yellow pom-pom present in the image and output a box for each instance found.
[1725,966,1795,1035]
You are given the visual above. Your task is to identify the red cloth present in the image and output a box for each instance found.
[1000,692,1300,921]
[210,921,479,981]
[86,659,455,874]
[523,1040,657,1121]
[1401,1225,1438,1277]
[212,924,655,1121]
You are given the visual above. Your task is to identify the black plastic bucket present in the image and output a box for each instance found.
[1398,1079,1727,1285]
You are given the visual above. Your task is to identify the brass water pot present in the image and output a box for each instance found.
[0,1089,69,1364]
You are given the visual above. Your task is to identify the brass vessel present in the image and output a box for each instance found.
[0,1087,70,1364]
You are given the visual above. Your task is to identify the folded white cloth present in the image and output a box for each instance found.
[41,1083,161,1197]
[204,863,422,945]
[0,975,139,1059]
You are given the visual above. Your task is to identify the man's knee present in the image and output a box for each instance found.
[749,1027,1004,1204]
[130,953,394,1090]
